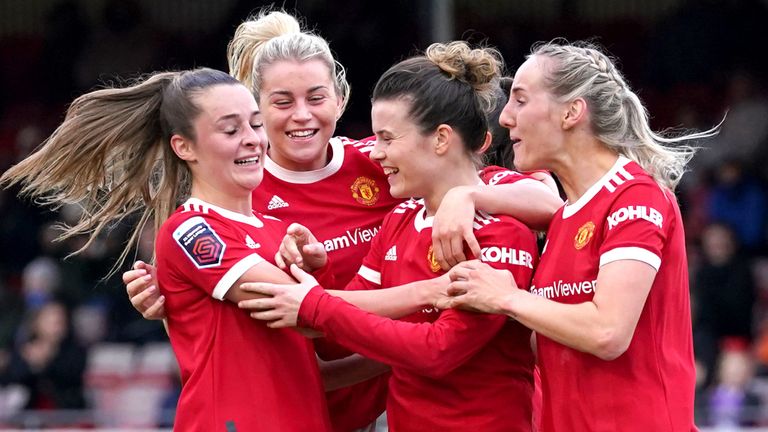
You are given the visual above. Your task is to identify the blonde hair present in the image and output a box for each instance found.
[0,68,241,276]
[530,40,716,189]
[227,9,350,115]
[373,41,503,158]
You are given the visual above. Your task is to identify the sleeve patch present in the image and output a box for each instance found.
[173,216,226,269]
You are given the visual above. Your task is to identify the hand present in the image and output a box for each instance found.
[431,186,481,270]
[123,261,166,320]
[275,223,328,272]
[238,264,318,328]
[436,260,517,314]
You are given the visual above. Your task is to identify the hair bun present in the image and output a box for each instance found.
[425,41,502,88]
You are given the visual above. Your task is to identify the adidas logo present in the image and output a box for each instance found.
[267,195,289,210]
[245,235,260,249]
[384,245,397,261]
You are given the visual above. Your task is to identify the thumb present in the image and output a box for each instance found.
[289,263,316,284]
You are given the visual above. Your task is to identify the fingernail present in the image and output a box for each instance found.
[158,296,165,303]
[147,285,157,293]
[143,274,152,281]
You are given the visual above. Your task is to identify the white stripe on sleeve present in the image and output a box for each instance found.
[357,265,381,285]
[600,247,661,271]
[212,253,264,300]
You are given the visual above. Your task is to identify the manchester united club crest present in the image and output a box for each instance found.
[427,245,442,273]
[351,176,380,206]
[574,221,595,250]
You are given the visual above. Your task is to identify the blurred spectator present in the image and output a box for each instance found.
[1,301,86,410]
[693,223,756,390]
[707,340,761,427]
[20,257,60,312]
[708,159,767,252]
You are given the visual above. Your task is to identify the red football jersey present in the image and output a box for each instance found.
[532,157,697,431]
[299,199,538,432]
[254,136,401,287]
[253,136,398,431]
[156,198,331,432]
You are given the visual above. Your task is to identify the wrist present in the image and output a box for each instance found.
[502,288,526,319]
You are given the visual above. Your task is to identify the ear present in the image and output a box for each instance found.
[335,95,345,120]
[562,97,587,130]
[170,134,197,162]
[477,131,492,155]
[434,124,453,156]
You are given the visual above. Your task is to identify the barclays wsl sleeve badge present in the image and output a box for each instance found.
[351,176,380,206]
[172,216,226,268]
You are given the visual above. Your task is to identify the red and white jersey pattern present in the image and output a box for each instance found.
[299,199,538,432]
[532,157,696,431]
[480,165,544,187]
[156,198,330,432]
[254,136,402,288]
[253,136,397,431]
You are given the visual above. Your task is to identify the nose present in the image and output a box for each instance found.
[369,139,385,162]
[244,125,268,149]
[499,99,515,130]
[292,100,312,122]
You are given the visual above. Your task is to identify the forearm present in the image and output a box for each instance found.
[302,289,503,377]
[327,278,440,319]
[318,354,390,391]
[500,290,622,360]
[471,183,561,231]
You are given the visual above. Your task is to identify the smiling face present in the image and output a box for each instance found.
[259,59,342,171]
[178,84,267,198]
[499,56,566,172]
[370,98,437,199]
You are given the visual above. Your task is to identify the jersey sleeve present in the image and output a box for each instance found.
[474,214,538,291]
[298,287,506,378]
[161,214,266,300]
[297,215,538,378]
[480,165,540,187]
[598,182,673,271]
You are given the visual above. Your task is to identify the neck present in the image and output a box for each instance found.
[552,137,620,203]
[424,158,480,216]
[190,182,253,216]
[268,142,332,172]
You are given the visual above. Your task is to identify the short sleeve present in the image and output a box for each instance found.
[475,216,538,291]
[599,183,672,271]
[162,215,265,300]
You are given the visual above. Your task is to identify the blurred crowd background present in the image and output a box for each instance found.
[0,0,766,429]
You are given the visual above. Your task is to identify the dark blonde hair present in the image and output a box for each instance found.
[372,41,503,158]
[0,68,241,276]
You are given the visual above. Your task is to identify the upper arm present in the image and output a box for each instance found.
[223,259,297,303]
[476,169,563,231]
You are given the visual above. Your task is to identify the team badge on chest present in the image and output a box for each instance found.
[350,176,380,206]
[426,245,441,273]
[574,221,595,250]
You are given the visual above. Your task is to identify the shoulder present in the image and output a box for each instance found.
[337,136,376,158]
[474,211,536,243]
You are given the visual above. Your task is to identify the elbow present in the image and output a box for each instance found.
[590,328,631,361]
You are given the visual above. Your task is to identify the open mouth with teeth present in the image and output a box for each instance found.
[287,129,318,139]
[235,156,260,166]
[383,167,399,176]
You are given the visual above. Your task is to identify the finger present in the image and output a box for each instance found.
[142,296,166,320]
[126,274,153,296]
[447,265,471,282]
[133,260,146,270]
[431,234,449,271]
[238,298,277,311]
[240,282,278,296]
[282,236,304,267]
[274,251,287,270]
[464,231,482,261]
[289,264,314,284]
[267,319,294,329]
[250,310,284,321]
[445,235,466,268]
[447,281,469,296]
[122,268,147,285]
[130,284,158,309]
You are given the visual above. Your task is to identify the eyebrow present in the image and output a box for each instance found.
[511,86,526,94]
[268,85,329,97]
[216,110,260,122]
